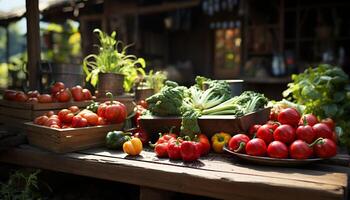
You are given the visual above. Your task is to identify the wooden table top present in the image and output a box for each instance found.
[0,145,348,200]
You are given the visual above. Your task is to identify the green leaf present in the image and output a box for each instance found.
[334,92,345,102]
[301,86,320,99]
[322,104,338,117]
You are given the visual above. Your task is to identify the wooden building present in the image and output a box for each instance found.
[1,0,350,99]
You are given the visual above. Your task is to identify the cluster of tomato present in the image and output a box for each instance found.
[228,107,337,159]
[34,96,127,129]
[152,131,211,162]
[4,82,93,103]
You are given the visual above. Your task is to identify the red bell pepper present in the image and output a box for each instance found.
[195,134,211,156]
[151,132,177,158]
[97,92,127,124]
[167,137,183,160]
[180,140,201,161]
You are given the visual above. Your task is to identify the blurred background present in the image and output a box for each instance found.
[0,0,350,99]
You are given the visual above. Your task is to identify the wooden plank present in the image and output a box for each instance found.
[24,123,124,153]
[106,0,200,17]
[0,100,92,110]
[26,0,41,90]
[81,148,347,187]
[0,146,346,200]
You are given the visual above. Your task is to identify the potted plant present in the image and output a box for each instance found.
[135,70,167,101]
[83,29,145,97]
[42,20,83,88]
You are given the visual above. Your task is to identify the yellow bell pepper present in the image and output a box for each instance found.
[211,132,232,153]
[123,137,143,156]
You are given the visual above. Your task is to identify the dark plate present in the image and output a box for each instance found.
[223,147,324,167]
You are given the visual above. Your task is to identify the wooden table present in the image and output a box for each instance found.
[0,145,348,200]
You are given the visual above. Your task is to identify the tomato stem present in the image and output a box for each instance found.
[309,137,324,147]
[106,92,114,102]
[234,142,245,153]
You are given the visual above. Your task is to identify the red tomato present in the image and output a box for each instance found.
[98,102,127,124]
[27,97,38,103]
[27,90,40,98]
[72,115,88,128]
[138,100,148,109]
[50,124,60,129]
[44,118,61,128]
[15,92,28,102]
[4,90,17,100]
[71,85,84,101]
[269,111,278,121]
[46,111,55,117]
[273,124,295,144]
[248,124,261,138]
[228,134,250,153]
[289,140,313,159]
[245,138,267,156]
[298,114,318,126]
[38,94,53,103]
[97,117,107,125]
[55,89,71,102]
[34,115,49,125]
[51,82,65,95]
[58,109,74,123]
[320,118,335,130]
[49,114,59,119]
[62,124,71,129]
[267,141,288,159]
[256,124,274,144]
[313,138,337,158]
[82,89,92,100]
[313,123,333,140]
[68,106,80,114]
[277,108,301,127]
[266,121,280,130]
[296,124,316,144]
[82,112,99,126]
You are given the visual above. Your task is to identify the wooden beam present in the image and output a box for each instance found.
[106,0,200,18]
[26,0,41,90]
[5,25,10,63]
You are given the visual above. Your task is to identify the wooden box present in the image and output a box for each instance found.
[0,100,93,120]
[24,122,123,153]
[0,100,93,131]
[139,107,271,139]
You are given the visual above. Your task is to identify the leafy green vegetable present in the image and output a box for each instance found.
[202,91,268,115]
[283,64,350,147]
[146,80,187,116]
[146,77,268,138]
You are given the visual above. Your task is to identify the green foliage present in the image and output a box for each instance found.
[42,20,81,64]
[146,80,187,116]
[0,169,48,200]
[283,64,350,147]
[137,70,167,93]
[146,77,268,138]
[83,29,146,92]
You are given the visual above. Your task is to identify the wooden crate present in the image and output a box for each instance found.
[0,100,93,120]
[24,122,123,153]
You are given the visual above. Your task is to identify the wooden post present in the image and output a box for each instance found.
[26,0,41,90]
[5,25,10,63]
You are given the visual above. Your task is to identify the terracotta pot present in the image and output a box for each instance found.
[51,63,84,88]
[97,73,124,97]
[135,88,154,101]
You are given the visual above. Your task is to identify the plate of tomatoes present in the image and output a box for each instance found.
[223,107,337,166]
[223,147,323,167]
